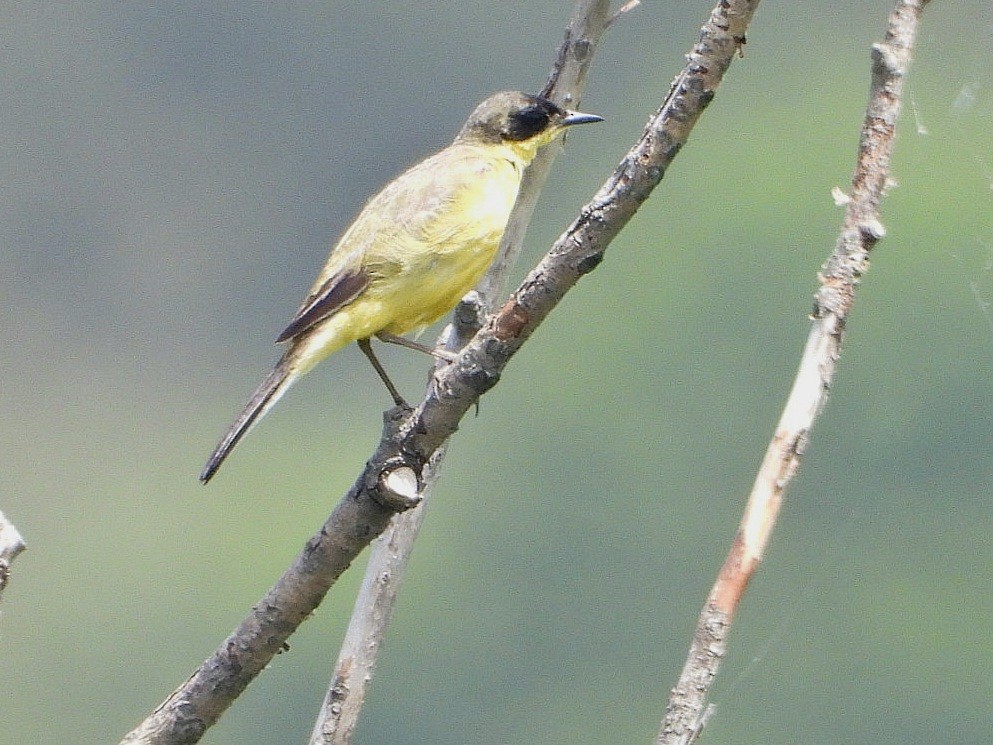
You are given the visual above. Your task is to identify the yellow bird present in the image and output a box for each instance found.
[200,91,602,483]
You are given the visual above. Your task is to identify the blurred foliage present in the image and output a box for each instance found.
[2,2,992,744]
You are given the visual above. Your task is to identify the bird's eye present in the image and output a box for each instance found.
[504,105,552,142]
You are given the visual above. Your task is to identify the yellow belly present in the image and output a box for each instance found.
[365,152,520,333]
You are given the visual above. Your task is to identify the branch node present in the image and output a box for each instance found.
[859,216,887,242]
[576,250,605,274]
[375,462,422,510]
[871,41,901,77]
[571,36,593,64]
[453,291,486,340]
[492,298,530,342]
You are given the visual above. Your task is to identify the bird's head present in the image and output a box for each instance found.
[455,91,602,159]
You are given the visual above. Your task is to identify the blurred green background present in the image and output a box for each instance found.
[2,1,992,743]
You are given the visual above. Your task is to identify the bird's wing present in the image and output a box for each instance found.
[275,263,369,343]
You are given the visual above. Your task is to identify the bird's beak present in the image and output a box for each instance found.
[561,110,604,127]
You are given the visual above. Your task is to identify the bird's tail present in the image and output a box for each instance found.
[199,356,301,484]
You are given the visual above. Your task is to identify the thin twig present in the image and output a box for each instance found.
[120,0,758,740]
[307,3,615,743]
[606,0,640,29]
[656,2,930,743]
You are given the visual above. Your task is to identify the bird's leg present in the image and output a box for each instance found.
[357,338,408,408]
[375,332,458,363]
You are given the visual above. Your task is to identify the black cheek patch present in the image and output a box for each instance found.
[504,104,553,142]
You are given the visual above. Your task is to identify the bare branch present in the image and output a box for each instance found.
[656,2,930,743]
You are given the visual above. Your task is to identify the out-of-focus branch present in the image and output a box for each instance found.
[0,510,27,607]
[308,3,614,743]
[121,0,760,739]
[478,0,612,308]
[656,2,930,743]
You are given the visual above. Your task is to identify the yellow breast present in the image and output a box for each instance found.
[363,147,524,334]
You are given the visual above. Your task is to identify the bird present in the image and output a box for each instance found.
[200,91,602,483]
